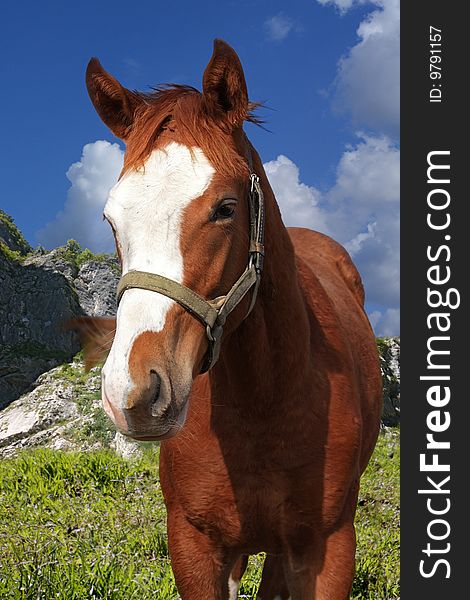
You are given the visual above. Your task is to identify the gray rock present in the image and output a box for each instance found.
[0,359,142,459]
[378,337,400,426]
[74,258,120,317]
[24,247,79,282]
[0,250,82,407]
[111,431,142,460]
[0,355,64,410]
[0,364,79,458]
[0,240,119,408]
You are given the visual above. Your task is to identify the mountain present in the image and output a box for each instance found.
[0,211,119,408]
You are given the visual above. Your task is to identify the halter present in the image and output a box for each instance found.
[116,148,265,373]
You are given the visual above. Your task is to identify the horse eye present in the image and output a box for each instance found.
[211,199,237,222]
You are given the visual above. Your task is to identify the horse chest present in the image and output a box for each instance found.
[161,439,326,552]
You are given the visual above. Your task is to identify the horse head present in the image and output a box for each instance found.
[85,40,263,440]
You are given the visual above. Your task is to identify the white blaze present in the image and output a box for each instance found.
[102,142,214,402]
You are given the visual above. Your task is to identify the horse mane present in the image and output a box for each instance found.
[123,84,263,178]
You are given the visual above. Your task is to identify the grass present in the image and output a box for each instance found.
[0,431,399,599]
[0,235,117,270]
[0,241,27,263]
[56,240,118,271]
[352,428,400,599]
[0,210,32,256]
[0,233,118,276]
[52,360,116,447]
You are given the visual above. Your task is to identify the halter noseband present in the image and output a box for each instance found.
[116,149,265,373]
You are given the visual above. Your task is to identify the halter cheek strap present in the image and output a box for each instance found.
[116,171,265,373]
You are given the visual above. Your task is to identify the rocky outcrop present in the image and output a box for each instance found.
[0,357,139,459]
[74,258,120,317]
[378,337,400,427]
[0,235,119,409]
[0,250,81,408]
[23,243,120,318]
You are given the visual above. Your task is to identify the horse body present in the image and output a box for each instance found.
[77,39,382,599]
[158,157,382,599]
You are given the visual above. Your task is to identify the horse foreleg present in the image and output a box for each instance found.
[283,521,357,599]
[313,520,356,600]
[167,509,238,600]
[282,479,359,600]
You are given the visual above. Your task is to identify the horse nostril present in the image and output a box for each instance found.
[149,369,162,416]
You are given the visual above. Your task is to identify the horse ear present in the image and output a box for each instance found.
[67,316,116,371]
[86,58,143,140]
[202,39,249,129]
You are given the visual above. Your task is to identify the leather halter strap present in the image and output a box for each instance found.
[116,164,265,373]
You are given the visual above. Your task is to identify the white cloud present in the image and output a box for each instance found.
[326,133,399,229]
[369,308,400,337]
[37,141,123,252]
[324,133,399,309]
[263,155,328,233]
[264,14,295,41]
[317,0,359,13]
[322,134,399,309]
[319,0,400,138]
[344,221,376,255]
[313,0,399,334]
[265,133,399,332]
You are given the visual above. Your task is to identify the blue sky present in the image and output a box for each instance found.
[0,0,399,335]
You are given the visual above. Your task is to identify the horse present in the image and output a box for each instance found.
[74,39,382,600]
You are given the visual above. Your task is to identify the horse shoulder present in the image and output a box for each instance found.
[288,227,382,476]
[288,227,365,308]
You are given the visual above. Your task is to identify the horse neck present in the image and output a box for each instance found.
[210,149,311,408]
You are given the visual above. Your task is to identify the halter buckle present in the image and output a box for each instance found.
[250,173,259,192]
[206,323,223,343]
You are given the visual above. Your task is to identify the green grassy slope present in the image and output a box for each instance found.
[0,430,399,599]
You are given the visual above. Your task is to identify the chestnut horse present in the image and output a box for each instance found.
[76,40,382,599]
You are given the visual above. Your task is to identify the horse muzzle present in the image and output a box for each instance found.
[101,367,190,441]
